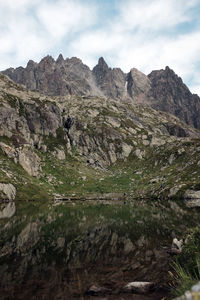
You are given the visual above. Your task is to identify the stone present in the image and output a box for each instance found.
[150,137,166,147]
[123,282,155,294]
[134,149,145,159]
[0,202,16,219]
[124,238,135,254]
[18,147,41,177]
[172,238,183,253]
[121,143,132,158]
[0,183,16,201]
[143,140,150,146]
[0,142,16,159]
[53,148,66,160]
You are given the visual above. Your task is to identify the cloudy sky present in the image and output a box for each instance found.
[0,0,200,94]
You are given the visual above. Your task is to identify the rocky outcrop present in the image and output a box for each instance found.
[2,55,103,97]
[148,66,200,129]
[127,68,151,102]
[92,57,126,99]
[0,143,41,177]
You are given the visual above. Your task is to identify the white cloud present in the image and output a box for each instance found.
[0,0,200,95]
[70,0,200,95]
[117,0,198,32]
[37,0,97,40]
[0,0,97,69]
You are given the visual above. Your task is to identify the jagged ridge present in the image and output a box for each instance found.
[2,55,200,129]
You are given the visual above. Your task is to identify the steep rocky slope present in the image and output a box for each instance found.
[0,71,200,201]
[2,55,200,130]
[0,73,200,299]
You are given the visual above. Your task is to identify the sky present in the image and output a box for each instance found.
[0,0,200,94]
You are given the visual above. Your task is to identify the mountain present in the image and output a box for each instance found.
[1,58,200,299]
[2,55,200,129]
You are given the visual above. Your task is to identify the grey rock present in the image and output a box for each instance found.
[0,183,16,201]
[123,281,155,294]
[0,202,16,219]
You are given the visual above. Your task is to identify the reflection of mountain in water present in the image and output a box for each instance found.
[0,201,182,299]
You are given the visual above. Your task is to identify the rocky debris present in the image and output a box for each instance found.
[122,282,155,294]
[0,183,16,201]
[184,190,200,208]
[0,202,16,219]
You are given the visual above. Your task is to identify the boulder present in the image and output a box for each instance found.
[18,147,41,177]
[52,148,66,160]
[0,142,41,177]
[0,183,16,201]
[123,282,155,294]
[0,202,16,219]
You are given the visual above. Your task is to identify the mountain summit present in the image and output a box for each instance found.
[2,55,200,128]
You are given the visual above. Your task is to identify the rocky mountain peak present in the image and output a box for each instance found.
[1,55,200,129]
[127,68,151,101]
[148,67,200,128]
[26,60,37,69]
[56,54,64,64]
[97,57,109,68]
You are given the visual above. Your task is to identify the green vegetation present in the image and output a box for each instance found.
[171,227,200,297]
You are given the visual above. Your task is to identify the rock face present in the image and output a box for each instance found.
[3,55,200,129]
[92,57,126,99]
[148,66,200,129]
[2,55,103,97]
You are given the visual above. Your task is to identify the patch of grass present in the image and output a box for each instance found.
[172,258,200,297]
